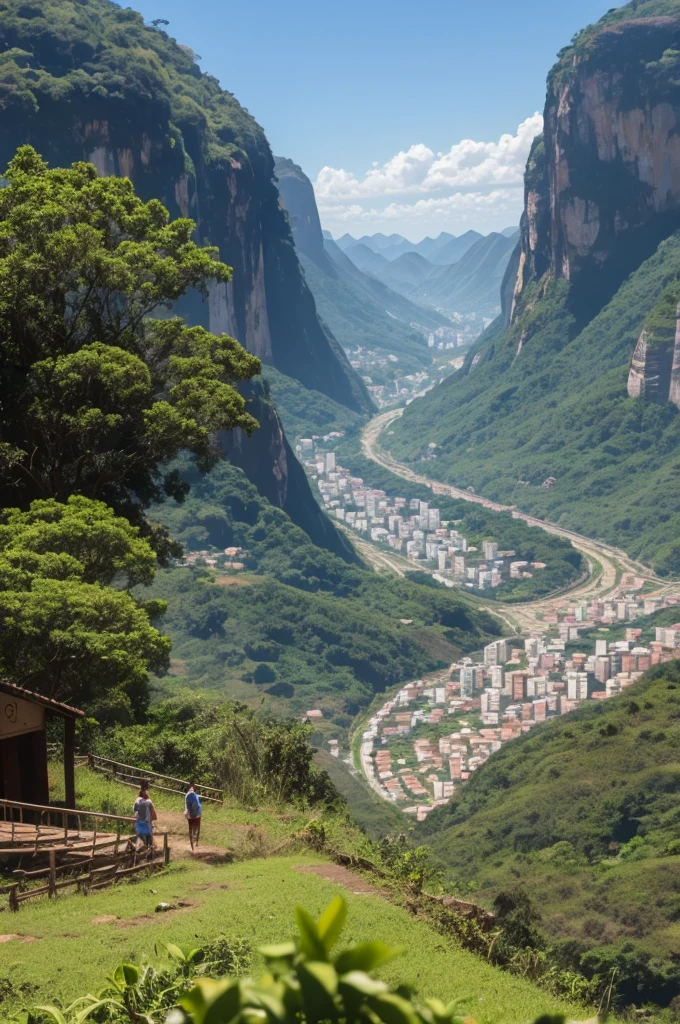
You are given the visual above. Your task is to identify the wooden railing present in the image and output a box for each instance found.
[0,797,170,911]
[84,753,224,803]
[0,797,136,839]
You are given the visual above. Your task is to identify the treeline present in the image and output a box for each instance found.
[89,697,336,807]
[144,564,496,728]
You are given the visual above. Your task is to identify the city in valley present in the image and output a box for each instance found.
[296,433,680,821]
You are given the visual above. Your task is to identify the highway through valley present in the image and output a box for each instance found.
[360,409,679,635]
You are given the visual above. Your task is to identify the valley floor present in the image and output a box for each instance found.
[362,409,680,632]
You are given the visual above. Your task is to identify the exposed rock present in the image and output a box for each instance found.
[0,2,372,415]
[628,298,680,408]
[513,13,680,326]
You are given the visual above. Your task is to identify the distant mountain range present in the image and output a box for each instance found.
[274,157,450,382]
[335,229,493,266]
[334,228,519,319]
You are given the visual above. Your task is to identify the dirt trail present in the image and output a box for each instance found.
[154,810,233,862]
[292,863,382,896]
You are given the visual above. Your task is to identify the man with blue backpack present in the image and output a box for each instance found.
[184,783,203,850]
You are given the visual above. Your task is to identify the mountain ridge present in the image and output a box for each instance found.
[388,0,680,574]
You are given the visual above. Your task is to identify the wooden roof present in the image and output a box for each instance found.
[0,680,85,719]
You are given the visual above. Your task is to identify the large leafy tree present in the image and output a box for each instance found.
[0,496,171,718]
[0,146,261,556]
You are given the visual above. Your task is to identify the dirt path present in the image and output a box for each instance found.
[155,810,233,862]
[292,863,382,896]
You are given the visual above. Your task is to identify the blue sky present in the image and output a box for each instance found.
[133,0,618,238]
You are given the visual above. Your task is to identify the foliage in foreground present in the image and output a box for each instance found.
[0,145,260,560]
[18,898,566,1024]
[0,496,169,715]
[87,696,337,806]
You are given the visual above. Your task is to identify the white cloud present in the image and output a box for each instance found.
[318,190,517,225]
[314,114,543,201]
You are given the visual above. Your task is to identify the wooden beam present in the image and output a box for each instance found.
[64,717,76,811]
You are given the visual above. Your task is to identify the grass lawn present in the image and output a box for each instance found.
[0,853,592,1023]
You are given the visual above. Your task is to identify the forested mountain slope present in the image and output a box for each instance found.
[421,659,680,1006]
[148,458,500,728]
[411,231,519,317]
[389,1,680,574]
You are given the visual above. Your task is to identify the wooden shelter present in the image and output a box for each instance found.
[0,681,84,809]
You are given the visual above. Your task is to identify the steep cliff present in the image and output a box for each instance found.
[627,285,680,405]
[513,6,680,326]
[0,0,371,561]
[0,0,371,416]
[274,156,448,380]
[388,0,680,575]
[218,379,360,563]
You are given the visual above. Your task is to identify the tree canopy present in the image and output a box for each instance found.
[0,496,170,718]
[0,145,261,556]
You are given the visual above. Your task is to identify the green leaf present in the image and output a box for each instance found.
[317,896,347,952]
[368,993,421,1024]
[166,942,187,962]
[297,961,339,1024]
[112,962,141,988]
[35,1010,68,1024]
[295,906,328,961]
[339,971,389,997]
[259,942,297,961]
[335,941,405,975]
[180,978,240,1024]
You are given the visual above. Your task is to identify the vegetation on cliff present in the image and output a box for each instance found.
[389,231,680,575]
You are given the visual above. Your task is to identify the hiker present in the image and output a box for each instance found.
[133,783,157,851]
[185,782,202,850]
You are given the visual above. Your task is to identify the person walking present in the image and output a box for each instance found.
[133,784,157,852]
[184,783,202,850]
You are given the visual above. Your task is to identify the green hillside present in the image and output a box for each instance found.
[389,230,680,575]
[420,661,680,1006]
[263,365,366,440]
[147,458,500,731]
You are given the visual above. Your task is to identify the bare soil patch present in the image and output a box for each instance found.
[292,863,382,896]
[0,933,37,943]
[91,916,119,925]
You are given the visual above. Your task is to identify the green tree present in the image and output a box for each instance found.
[0,146,261,555]
[0,496,170,717]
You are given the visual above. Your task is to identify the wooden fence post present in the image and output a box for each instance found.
[48,851,56,897]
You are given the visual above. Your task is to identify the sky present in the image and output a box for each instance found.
[132,0,618,239]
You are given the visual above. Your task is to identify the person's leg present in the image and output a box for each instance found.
[194,816,201,847]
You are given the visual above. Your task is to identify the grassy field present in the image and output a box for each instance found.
[0,854,592,1023]
[0,767,595,1021]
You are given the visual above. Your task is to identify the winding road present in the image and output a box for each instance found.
[360,409,679,634]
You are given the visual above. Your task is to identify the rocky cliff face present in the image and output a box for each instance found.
[0,0,371,416]
[219,381,359,562]
[0,0,367,558]
[514,10,680,327]
[627,288,680,407]
[274,157,331,270]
